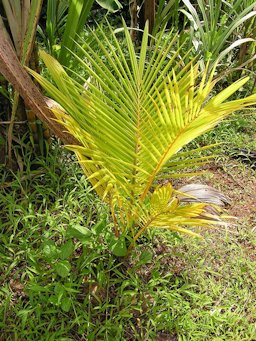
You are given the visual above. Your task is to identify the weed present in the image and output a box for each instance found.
[0,142,256,340]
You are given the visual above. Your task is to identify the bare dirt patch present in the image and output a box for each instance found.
[184,159,256,263]
[204,161,256,224]
[175,159,256,226]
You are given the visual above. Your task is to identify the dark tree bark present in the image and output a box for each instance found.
[140,0,156,34]
[133,0,156,44]
[129,0,138,42]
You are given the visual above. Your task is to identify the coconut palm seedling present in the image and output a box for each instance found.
[29,23,256,256]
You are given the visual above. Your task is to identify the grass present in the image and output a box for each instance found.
[195,111,256,153]
[0,125,256,339]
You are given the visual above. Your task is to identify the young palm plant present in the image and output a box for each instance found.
[29,23,256,255]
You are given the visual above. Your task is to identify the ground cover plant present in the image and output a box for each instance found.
[1,0,256,339]
[0,141,255,340]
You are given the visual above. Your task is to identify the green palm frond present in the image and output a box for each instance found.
[29,22,256,250]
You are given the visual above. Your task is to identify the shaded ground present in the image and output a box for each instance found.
[205,160,256,262]
[205,160,256,223]
[175,158,256,233]
[201,160,256,260]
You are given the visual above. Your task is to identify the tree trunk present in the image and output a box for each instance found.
[140,0,156,34]
[129,0,138,42]
[133,0,156,44]
[0,31,79,146]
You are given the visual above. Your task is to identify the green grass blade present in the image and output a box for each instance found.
[59,0,94,66]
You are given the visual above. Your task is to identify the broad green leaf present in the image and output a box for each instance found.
[48,295,59,305]
[92,215,108,236]
[54,283,65,295]
[60,240,74,260]
[42,240,59,260]
[67,224,92,243]
[59,0,94,66]
[138,250,153,265]
[109,236,127,257]
[61,297,72,312]
[96,0,122,12]
[55,260,71,278]
[28,284,50,293]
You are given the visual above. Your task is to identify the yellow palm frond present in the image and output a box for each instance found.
[29,22,256,250]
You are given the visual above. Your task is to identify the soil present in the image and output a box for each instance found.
[179,159,256,262]
[174,159,256,226]
[153,158,256,275]
[204,161,256,224]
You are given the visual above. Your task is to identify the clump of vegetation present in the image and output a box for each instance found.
[0,145,255,340]
[0,0,256,339]
[30,22,256,255]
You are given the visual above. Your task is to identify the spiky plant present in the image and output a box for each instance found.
[29,23,256,255]
[182,0,256,68]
